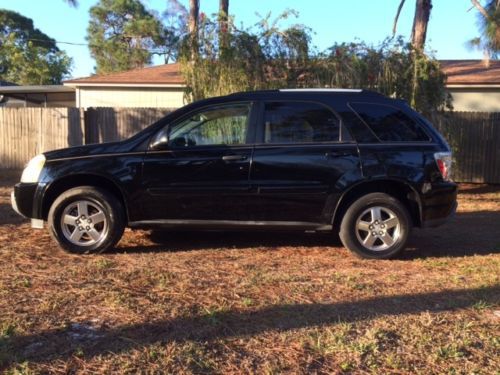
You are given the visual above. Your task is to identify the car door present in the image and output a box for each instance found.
[139,101,256,221]
[249,100,360,224]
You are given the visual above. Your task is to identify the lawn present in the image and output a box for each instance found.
[0,171,499,374]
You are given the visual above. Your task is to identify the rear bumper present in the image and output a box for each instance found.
[420,181,458,228]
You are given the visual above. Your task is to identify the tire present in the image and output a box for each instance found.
[48,186,125,254]
[339,193,411,259]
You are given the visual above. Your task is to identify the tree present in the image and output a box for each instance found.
[188,0,200,59]
[179,10,449,114]
[0,9,71,84]
[219,0,229,54]
[162,0,188,63]
[87,0,165,74]
[469,0,500,60]
[393,0,433,50]
[411,0,432,50]
[63,0,78,7]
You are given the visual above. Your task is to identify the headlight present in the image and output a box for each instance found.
[21,154,46,183]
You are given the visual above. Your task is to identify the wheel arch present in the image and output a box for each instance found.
[41,174,129,221]
[332,178,422,229]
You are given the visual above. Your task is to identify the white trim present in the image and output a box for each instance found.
[279,88,362,93]
[446,84,500,89]
[63,82,186,88]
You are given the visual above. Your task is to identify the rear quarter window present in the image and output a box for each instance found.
[349,102,430,142]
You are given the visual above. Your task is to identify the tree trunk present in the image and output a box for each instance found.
[219,0,229,55]
[411,0,432,50]
[188,0,200,59]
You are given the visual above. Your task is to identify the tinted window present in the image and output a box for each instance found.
[350,103,430,142]
[263,102,340,144]
[167,103,250,147]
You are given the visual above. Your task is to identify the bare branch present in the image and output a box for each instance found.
[393,0,407,36]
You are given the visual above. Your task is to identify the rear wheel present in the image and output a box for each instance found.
[339,193,411,259]
[48,186,125,254]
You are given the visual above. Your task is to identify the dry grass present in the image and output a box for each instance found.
[0,170,499,374]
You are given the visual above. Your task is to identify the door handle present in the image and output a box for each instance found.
[325,151,352,158]
[222,155,248,161]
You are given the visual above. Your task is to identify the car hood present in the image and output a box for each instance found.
[43,135,149,161]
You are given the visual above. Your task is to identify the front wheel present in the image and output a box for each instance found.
[48,186,125,254]
[339,193,411,259]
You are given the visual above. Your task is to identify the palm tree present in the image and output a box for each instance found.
[64,0,78,7]
[219,0,229,54]
[470,0,500,61]
[188,0,200,60]
[393,0,432,50]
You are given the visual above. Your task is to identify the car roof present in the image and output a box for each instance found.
[181,88,389,112]
[224,88,384,100]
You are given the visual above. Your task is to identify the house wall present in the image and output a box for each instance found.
[447,87,500,112]
[77,86,185,108]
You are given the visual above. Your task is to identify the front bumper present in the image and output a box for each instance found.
[11,183,39,218]
[11,183,45,228]
[420,181,458,228]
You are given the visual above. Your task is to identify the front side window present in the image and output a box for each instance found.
[155,103,251,148]
[349,102,430,142]
[263,101,340,144]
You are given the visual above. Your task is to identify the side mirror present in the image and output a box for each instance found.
[150,134,169,150]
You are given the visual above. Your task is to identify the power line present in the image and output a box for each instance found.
[26,38,170,54]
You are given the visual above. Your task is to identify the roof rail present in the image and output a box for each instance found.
[279,88,362,93]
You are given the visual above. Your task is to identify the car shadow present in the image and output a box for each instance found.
[458,184,500,195]
[2,285,498,368]
[115,230,342,253]
[403,210,500,259]
[114,210,500,259]
[0,203,26,225]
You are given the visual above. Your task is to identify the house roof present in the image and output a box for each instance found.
[64,63,184,86]
[62,60,500,88]
[440,60,500,85]
[0,85,74,94]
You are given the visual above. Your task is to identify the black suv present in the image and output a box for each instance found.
[11,89,457,259]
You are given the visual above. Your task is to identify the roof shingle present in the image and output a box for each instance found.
[440,59,500,85]
[64,63,184,85]
[63,60,500,87]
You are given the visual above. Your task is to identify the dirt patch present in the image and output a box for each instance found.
[0,175,498,374]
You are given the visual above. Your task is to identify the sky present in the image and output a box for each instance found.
[0,0,486,79]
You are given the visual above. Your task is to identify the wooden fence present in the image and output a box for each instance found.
[0,108,84,169]
[430,112,500,183]
[0,107,172,169]
[0,107,499,183]
[84,107,172,144]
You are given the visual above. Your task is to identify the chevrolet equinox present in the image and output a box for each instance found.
[11,89,457,259]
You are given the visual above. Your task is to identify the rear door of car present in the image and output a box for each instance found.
[248,100,360,224]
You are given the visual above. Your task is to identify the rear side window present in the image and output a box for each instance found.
[349,103,430,142]
[263,101,340,144]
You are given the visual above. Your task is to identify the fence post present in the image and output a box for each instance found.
[80,107,86,145]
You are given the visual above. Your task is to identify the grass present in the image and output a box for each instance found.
[0,173,499,374]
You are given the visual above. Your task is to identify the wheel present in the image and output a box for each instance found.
[339,193,411,259]
[48,186,125,254]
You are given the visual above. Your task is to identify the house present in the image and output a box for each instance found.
[440,60,500,112]
[63,64,185,108]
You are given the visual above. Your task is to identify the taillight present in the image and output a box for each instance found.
[434,152,452,181]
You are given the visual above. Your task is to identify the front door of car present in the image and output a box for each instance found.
[140,102,255,221]
[248,100,360,224]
